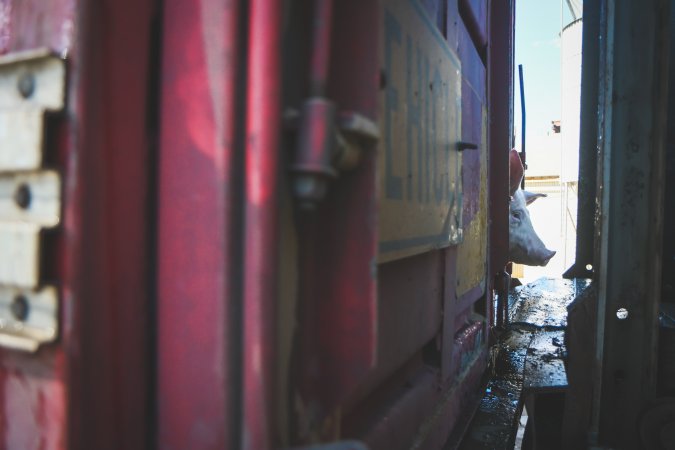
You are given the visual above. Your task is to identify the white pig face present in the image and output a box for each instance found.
[509,189,556,266]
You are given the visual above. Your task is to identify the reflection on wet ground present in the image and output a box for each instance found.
[459,277,591,450]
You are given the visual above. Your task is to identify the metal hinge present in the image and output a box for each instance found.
[0,49,65,352]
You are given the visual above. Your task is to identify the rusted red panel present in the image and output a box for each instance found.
[0,3,74,446]
[295,0,380,434]
[342,348,487,450]
[442,247,459,380]
[0,0,75,55]
[344,251,444,409]
[157,0,240,449]
[447,321,484,381]
[71,2,155,448]
[0,0,154,449]
[0,354,66,449]
[376,252,443,372]
[417,350,487,449]
[361,368,440,450]
[455,4,489,313]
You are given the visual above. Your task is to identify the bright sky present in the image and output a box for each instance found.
[514,0,575,145]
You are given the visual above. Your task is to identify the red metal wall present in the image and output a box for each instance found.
[157,0,243,448]
[286,0,510,448]
[0,0,156,449]
[0,0,513,448]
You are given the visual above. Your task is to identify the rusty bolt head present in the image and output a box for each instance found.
[17,73,35,98]
[10,295,29,322]
[293,174,327,210]
[13,183,31,209]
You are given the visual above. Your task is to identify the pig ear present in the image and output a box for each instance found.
[523,191,546,205]
[509,149,524,195]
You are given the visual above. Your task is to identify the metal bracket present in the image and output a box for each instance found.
[285,103,379,209]
[0,286,58,352]
[0,49,65,352]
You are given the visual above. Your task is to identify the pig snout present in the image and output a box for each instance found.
[509,189,556,267]
[509,233,556,266]
[531,247,556,267]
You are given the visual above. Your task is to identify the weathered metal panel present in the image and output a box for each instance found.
[487,0,514,329]
[354,367,440,450]
[663,0,675,308]
[341,344,486,450]
[562,283,597,449]
[0,3,73,446]
[294,0,380,440]
[378,0,463,263]
[455,5,488,305]
[67,0,156,448]
[415,349,487,449]
[157,0,240,449]
[592,0,669,447]
[458,0,487,64]
[343,251,443,410]
[0,0,155,449]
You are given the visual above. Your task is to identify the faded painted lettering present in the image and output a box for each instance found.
[378,0,463,262]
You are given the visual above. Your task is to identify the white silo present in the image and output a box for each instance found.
[560,7,583,269]
[561,17,583,183]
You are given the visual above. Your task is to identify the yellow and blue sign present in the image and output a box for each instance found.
[378,0,463,262]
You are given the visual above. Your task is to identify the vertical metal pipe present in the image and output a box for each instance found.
[243,0,282,447]
[591,0,669,446]
[518,64,526,189]
[488,0,515,326]
[309,0,334,97]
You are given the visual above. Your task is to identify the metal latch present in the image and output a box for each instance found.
[0,49,64,352]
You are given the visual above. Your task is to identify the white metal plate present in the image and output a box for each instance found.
[0,49,66,110]
[0,49,65,171]
[0,109,47,170]
[0,223,40,287]
[0,285,58,352]
[0,170,61,226]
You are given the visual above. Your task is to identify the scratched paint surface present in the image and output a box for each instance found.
[455,7,488,301]
[457,104,487,298]
[0,1,75,449]
[378,0,463,262]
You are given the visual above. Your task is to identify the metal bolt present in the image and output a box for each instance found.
[13,183,31,209]
[10,295,29,322]
[616,308,629,320]
[17,73,35,98]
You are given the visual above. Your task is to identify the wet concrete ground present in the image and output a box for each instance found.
[460,278,590,449]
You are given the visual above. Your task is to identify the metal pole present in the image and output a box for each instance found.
[518,64,526,189]
[243,0,283,447]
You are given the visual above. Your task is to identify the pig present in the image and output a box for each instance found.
[508,149,556,266]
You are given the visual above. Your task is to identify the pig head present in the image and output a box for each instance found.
[508,149,556,266]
